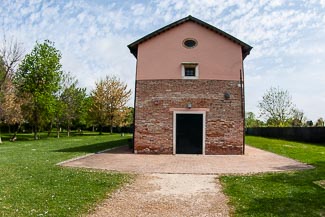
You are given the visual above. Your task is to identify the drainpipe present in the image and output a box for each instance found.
[132,58,139,154]
[240,66,245,155]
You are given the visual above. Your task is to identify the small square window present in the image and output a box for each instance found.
[185,67,196,76]
[182,62,199,79]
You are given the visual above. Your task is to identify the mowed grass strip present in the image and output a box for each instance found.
[0,133,132,217]
[221,136,325,217]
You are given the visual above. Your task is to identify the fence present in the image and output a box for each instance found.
[246,127,325,143]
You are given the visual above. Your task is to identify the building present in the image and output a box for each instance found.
[128,16,252,155]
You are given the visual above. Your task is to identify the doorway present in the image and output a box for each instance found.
[175,113,204,154]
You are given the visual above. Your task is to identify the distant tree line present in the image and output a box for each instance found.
[0,37,132,142]
[246,87,324,128]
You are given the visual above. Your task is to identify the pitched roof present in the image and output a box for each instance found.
[127,15,253,59]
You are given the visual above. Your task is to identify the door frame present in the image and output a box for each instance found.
[173,111,206,155]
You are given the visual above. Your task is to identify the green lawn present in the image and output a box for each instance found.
[221,136,325,217]
[0,132,132,217]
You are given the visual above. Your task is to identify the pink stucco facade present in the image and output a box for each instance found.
[129,16,251,155]
[136,22,243,81]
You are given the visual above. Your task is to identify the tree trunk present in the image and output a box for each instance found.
[47,121,53,137]
[67,121,70,137]
[56,116,60,138]
[57,126,59,138]
[33,126,38,140]
[8,125,11,134]
[121,127,124,136]
[11,123,21,141]
[110,116,113,134]
[99,124,102,135]
[0,129,2,143]
[92,125,95,132]
[34,111,39,140]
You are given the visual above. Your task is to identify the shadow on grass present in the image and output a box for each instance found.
[53,139,131,154]
[240,191,325,217]
[0,133,37,141]
[56,132,108,137]
[266,161,325,187]
[272,164,314,171]
[0,132,125,142]
[224,161,325,217]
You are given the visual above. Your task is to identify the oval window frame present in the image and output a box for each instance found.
[183,38,198,49]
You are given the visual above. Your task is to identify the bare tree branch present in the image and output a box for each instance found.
[0,32,24,87]
[258,87,296,126]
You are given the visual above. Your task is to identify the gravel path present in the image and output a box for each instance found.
[87,174,229,217]
[65,146,313,216]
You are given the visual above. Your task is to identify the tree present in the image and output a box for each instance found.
[246,112,257,128]
[245,112,264,128]
[84,96,95,131]
[0,58,5,143]
[115,107,134,135]
[14,40,62,140]
[60,82,86,137]
[0,34,24,143]
[52,72,74,138]
[53,72,85,138]
[258,87,295,127]
[291,108,306,127]
[90,76,131,134]
[306,120,313,127]
[315,118,324,127]
[0,34,24,88]
[1,79,24,138]
[0,57,5,87]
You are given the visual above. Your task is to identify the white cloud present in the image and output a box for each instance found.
[131,3,146,16]
[268,0,284,8]
[319,0,325,7]
[1,0,325,120]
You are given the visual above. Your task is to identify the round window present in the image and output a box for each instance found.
[183,39,197,48]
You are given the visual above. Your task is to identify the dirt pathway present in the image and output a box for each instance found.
[69,145,314,216]
[88,174,229,217]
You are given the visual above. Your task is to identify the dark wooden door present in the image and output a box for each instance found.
[176,114,203,154]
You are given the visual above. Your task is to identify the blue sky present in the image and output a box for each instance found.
[1,0,325,121]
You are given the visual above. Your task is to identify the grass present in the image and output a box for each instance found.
[221,136,325,217]
[0,132,132,217]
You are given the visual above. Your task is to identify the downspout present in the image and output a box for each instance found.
[240,64,245,155]
[132,57,139,154]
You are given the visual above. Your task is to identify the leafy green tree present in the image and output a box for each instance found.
[245,112,264,128]
[15,40,62,140]
[84,96,96,131]
[306,120,313,127]
[290,108,306,127]
[315,117,324,127]
[258,87,295,127]
[60,82,86,136]
[115,106,134,135]
[52,72,74,138]
[90,76,131,134]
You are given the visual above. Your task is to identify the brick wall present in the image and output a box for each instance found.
[134,79,244,155]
